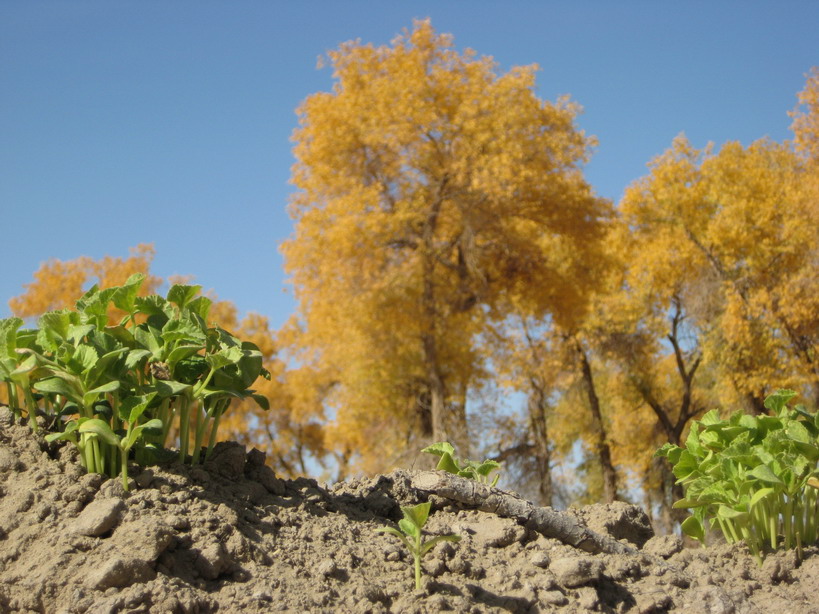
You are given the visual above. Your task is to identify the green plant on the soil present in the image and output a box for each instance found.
[375,501,461,590]
[0,273,270,490]
[422,441,501,486]
[656,389,819,563]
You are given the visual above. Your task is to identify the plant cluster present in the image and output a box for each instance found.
[0,273,269,490]
[656,389,819,562]
[375,501,461,590]
[422,441,502,486]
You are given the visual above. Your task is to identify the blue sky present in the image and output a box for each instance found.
[1,2,817,329]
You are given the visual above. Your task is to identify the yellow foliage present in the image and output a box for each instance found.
[620,135,819,410]
[791,67,819,162]
[9,244,161,320]
[283,19,611,473]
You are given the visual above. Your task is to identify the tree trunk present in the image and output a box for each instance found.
[528,378,553,507]
[576,339,618,503]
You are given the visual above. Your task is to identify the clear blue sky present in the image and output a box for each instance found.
[2,2,817,328]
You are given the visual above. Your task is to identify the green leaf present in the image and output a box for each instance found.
[75,285,117,320]
[134,295,171,319]
[125,349,152,370]
[38,309,79,342]
[86,347,128,386]
[235,342,265,388]
[104,325,136,348]
[786,421,811,444]
[187,296,213,321]
[749,487,776,508]
[435,452,462,475]
[78,418,121,447]
[154,379,192,398]
[250,392,270,410]
[167,284,202,310]
[699,409,723,426]
[111,273,146,313]
[125,418,163,450]
[82,380,121,409]
[764,389,798,414]
[681,516,705,543]
[672,450,699,481]
[717,505,747,521]
[68,344,99,374]
[66,324,95,344]
[0,317,24,360]
[402,502,430,529]
[375,527,412,550]
[161,318,206,345]
[749,464,783,485]
[398,518,420,540]
[33,376,82,403]
[475,459,500,476]
[118,392,158,424]
[206,346,244,371]
[672,498,711,509]
[134,325,162,357]
[422,441,456,458]
[45,427,79,444]
[166,344,204,369]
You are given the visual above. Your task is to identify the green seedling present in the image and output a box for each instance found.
[422,441,501,486]
[375,501,461,590]
[2,272,271,486]
[656,389,819,563]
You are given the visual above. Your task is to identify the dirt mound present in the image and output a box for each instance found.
[1,408,818,614]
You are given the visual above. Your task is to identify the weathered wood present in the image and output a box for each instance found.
[411,471,636,555]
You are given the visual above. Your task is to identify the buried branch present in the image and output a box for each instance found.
[411,471,637,555]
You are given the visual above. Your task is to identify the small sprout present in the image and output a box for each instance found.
[375,501,460,590]
[422,441,501,486]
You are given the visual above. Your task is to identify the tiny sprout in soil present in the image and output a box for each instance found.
[375,501,461,590]
[422,441,501,486]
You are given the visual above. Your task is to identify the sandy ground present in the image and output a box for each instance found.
[1,406,818,613]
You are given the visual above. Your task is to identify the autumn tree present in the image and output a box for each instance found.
[619,135,818,412]
[282,19,611,472]
[10,244,162,319]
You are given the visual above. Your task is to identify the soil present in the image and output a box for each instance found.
[1,407,818,614]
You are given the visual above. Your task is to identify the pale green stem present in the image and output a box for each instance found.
[806,486,817,545]
[205,399,230,461]
[6,382,20,417]
[178,396,191,463]
[784,497,794,550]
[414,535,422,590]
[90,437,103,475]
[191,399,213,465]
[23,386,39,432]
[120,447,130,491]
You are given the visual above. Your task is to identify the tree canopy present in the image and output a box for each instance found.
[282,19,612,471]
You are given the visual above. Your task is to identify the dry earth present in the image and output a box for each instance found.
[1,407,818,613]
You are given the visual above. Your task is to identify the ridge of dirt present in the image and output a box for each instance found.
[1,407,818,613]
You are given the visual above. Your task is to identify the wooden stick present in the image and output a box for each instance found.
[411,471,636,555]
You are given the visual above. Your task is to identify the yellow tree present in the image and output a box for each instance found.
[283,20,610,471]
[620,135,818,413]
